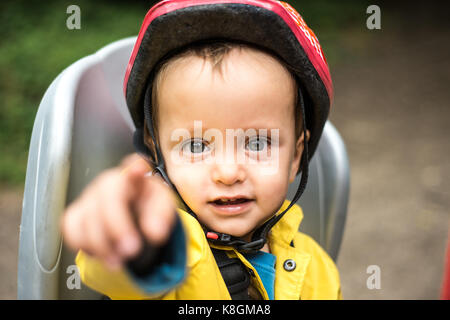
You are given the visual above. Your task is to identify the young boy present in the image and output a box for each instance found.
[61,0,341,300]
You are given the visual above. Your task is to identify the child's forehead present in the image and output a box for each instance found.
[160,45,294,86]
[158,77,295,131]
[158,49,295,107]
[155,45,297,134]
[159,97,295,136]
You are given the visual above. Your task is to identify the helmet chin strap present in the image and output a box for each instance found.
[133,82,309,253]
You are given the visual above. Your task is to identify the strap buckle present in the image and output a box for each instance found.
[206,231,266,253]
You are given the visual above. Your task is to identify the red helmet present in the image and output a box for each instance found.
[124,0,333,162]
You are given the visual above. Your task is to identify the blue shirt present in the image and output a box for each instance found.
[244,251,277,300]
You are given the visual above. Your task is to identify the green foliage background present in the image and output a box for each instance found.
[0,0,370,187]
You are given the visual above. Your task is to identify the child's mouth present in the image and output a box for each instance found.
[213,198,250,205]
[208,197,254,214]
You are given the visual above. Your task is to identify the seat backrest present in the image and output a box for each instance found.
[17,37,349,299]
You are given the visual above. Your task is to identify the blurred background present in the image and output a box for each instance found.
[0,0,448,299]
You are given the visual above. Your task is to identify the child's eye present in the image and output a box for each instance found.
[181,139,210,154]
[246,136,270,152]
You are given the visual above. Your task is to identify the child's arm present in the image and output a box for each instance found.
[60,154,184,298]
[73,212,187,299]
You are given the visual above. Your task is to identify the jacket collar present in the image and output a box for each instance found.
[269,199,304,245]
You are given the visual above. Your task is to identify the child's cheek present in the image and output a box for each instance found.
[250,158,291,210]
[167,164,208,208]
[256,172,288,205]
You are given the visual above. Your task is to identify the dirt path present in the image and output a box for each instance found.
[332,4,450,299]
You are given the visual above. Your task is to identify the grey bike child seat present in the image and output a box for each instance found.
[17,37,349,299]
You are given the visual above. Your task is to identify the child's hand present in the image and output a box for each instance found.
[61,154,177,270]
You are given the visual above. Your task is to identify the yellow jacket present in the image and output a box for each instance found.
[76,200,342,300]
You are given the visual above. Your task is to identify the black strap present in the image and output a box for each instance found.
[211,248,252,300]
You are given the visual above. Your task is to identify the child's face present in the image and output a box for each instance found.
[155,47,306,241]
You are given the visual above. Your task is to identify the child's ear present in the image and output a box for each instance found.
[289,129,310,183]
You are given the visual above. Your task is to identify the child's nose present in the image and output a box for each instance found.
[211,162,246,186]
